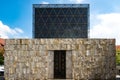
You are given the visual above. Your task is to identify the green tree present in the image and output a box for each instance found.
[116,48,120,65]
[0,47,4,65]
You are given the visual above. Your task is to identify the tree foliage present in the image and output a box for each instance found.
[116,48,120,65]
[0,47,4,65]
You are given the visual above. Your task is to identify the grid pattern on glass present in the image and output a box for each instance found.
[34,6,88,38]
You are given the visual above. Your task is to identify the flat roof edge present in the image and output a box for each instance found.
[33,4,89,8]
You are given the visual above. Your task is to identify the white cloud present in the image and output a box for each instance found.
[69,0,85,3]
[90,13,120,45]
[0,21,24,38]
[14,28,24,33]
[58,0,86,3]
[41,1,49,4]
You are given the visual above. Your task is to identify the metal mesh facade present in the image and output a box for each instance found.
[33,4,89,38]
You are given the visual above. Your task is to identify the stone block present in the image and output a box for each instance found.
[40,39,46,44]
[39,45,47,50]
[60,44,67,50]
[66,44,71,50]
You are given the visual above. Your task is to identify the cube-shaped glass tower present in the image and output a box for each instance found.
[33,4,89,38]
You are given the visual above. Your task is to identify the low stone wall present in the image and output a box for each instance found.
[4,39,116,80]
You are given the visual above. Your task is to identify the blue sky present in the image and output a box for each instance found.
[0,0,120,45]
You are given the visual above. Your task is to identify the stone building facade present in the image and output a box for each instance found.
[4,39,116,80]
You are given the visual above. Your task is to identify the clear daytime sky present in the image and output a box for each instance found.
[0,0,120,45]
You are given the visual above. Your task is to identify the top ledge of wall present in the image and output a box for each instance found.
[5,38,115,45]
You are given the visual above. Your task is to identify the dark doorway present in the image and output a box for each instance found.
[54,50,66,79]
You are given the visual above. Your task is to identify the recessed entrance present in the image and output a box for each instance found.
[54,50,66,79]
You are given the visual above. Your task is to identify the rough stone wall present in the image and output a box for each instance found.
[72,39,116,80]
[5,39,48,80]
[4,39,116,80]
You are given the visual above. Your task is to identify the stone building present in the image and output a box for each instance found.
[4,4,116,80]
[4,39,116,79]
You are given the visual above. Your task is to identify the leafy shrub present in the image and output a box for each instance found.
[116,49,120,65]
[0,47,4,65]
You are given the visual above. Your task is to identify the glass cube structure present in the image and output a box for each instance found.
[33,4,89,38]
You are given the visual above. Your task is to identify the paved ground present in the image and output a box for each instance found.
[0,76,119,80]
[0,76,4,80]
[0,77,119,80]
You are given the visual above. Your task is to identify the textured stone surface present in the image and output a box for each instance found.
[4,39,116,80]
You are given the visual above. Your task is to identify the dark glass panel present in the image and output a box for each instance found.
[34,7,88,38]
